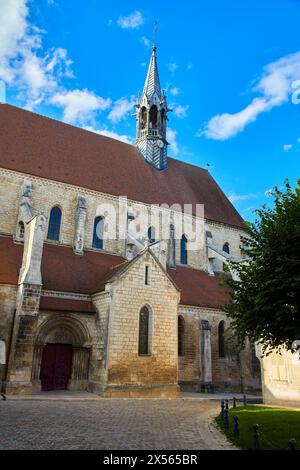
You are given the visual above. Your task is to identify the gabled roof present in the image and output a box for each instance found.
[0,103,245,229]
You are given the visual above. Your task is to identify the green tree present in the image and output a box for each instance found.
[223,181,300,354]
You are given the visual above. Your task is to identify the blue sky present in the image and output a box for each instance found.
[1,0,300,221]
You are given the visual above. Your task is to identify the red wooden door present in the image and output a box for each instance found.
[40,344,73,391]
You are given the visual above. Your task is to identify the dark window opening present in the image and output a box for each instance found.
[223,242,230,254]
[218,321,226,358]
[148,226,155,243]
[145,266,149,285]
[149,105,158,129]
[138,306,150,355]
[141,107,147,129]
[47,206,62,241]
[92,216,104,249]
[178,316,185,356]
[180,235,188,265]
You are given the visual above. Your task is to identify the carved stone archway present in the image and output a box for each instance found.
[32,315,92,392]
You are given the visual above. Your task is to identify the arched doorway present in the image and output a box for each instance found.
[32,315,92,392]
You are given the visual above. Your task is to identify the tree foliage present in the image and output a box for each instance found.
[222,181,300,354]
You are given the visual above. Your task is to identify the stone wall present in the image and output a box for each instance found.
[102,251,180,397]
[0,284,17,382]
[260,348,300,406]
[178,305,261,393]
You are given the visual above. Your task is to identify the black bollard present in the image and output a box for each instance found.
[243,394,247,406]
[224,408,229,430]
[220,400,225,420]
[253,424,260,450]
[233,416,239,437]
[233,397,237,408]
[288,438,297,450]
[225,399,229,411]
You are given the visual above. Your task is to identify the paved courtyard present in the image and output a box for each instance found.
[0,396,235,450]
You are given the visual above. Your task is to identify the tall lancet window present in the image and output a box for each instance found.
[149,105,158,129]
[92,216,104,249]
[180,235,188,265]
[147,226,155,244]
[138,306,150,355]
[47,206,62,241]
[218,321,226,358]
[141,107,147,130]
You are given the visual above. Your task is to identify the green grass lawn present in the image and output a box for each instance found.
[215,405,300,450]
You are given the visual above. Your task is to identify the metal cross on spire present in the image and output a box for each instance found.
[153,20,158,50]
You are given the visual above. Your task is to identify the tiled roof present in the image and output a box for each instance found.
[0,103,245,229]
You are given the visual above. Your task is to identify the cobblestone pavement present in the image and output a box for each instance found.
[0,398,235,450]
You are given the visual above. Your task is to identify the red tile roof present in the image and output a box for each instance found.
[167,266,231,309]
[0,104,245,229]
[0,235,230,310]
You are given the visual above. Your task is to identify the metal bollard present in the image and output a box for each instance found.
[243,394,247,406]
[233,416,239,437]
[233,397,237,408]
[253,424,260,450]
[225,399,229,411]
[288,438,297,450]
[220,400,225,420]
[224,408,229,429]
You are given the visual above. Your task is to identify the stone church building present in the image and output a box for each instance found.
[0,45,261,397]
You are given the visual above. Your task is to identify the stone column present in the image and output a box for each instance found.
[168,222,176,268]
[6,214,46,395]
[201,319,213,392]
[73,196,87,255]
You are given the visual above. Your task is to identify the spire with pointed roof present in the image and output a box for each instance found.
[143,46,162,101]
[135,41,169,171]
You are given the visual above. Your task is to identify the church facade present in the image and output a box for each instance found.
[0,46,261,397]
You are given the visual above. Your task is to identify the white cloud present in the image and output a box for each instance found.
[50,89,111,125]
[167,128,179,156]
[202,51,300,140]
[170,87,180,96]
[283,144,293,152]
[168,62,179,73]
[117,11,144,30]
[84,126,134,145]
[0,0,72,108]
[173,104,189,119]
[228,193,258,203]
[141,36,150,48]
[108,96,135,123]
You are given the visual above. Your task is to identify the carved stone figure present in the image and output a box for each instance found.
[74,197,87,254]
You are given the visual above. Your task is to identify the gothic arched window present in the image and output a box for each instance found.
[147,226,155,244]
[218,321,226,358]
[223,242,230,254]
[92,216,104,249]
[47,206,62,241]
[180,235,188,265]
[178,316,185,356]
[138,306,150,355]
[149,105,158,129]
[141,107,147,129]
